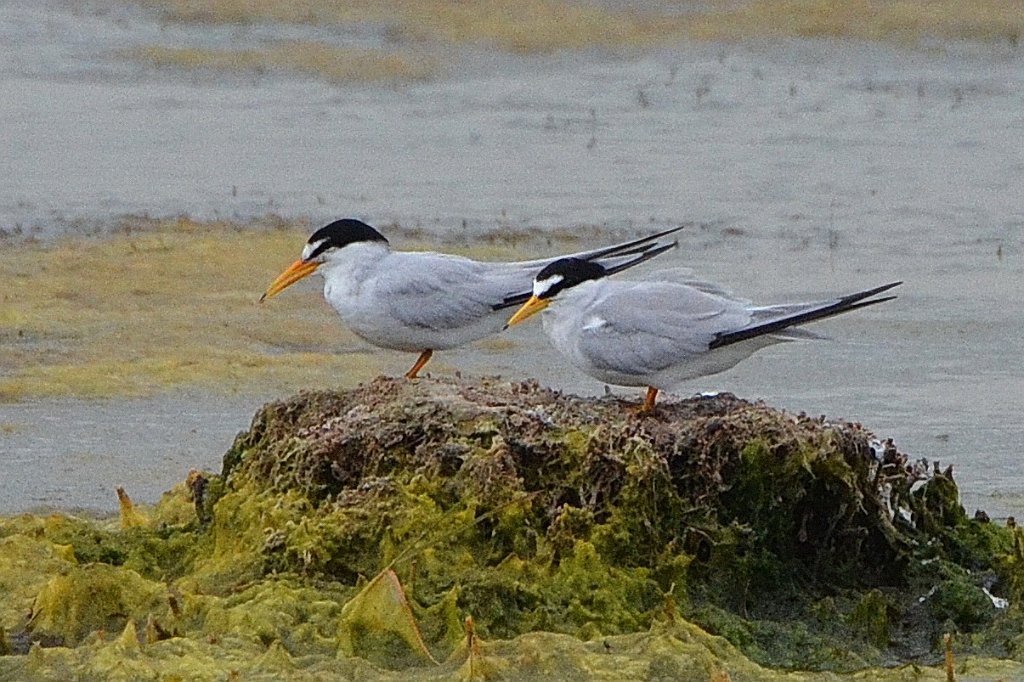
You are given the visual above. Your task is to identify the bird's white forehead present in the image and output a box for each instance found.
[533,274,563,298]
[301,238,327,261]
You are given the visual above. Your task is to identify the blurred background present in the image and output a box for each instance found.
[1,0,1022,515]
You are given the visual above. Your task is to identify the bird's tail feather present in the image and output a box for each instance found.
[494,228,681,311]
[602,241,677,276]
[577,224,684,263]
[708,281,901,350]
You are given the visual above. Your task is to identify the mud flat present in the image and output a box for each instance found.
[2,376,1022,680]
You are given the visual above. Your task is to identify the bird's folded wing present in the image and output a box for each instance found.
[379,255,529,330]
[575,284,750,375]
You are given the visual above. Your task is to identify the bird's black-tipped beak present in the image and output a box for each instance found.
[260,259,319,302]
[504,295,550,329]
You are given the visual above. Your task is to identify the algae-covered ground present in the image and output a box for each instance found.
[132,0,1024,51]
[2,376,1023,680]
[120,0,1024,85]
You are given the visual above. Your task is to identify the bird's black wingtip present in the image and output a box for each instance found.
[709,281,902,350]
[842,281,902,306]
[878,281,903,293]
[579,224,685,263]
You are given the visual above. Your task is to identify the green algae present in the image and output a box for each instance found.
[133,0,1024,56]
[2,376,1024,680]
[849,589,893,650]
[128,43,439,85]
[29,564,174,646]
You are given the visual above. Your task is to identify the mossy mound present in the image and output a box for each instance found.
[2,375,1024,680]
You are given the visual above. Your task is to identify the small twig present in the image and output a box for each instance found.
[466,616,479,672]
[944,633,955,682]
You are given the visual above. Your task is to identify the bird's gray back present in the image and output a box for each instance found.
[375,252,530,331]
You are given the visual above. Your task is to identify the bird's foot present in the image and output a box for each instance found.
[404,349,433,380]
[628,387,659,415]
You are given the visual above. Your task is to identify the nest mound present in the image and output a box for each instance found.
[216,375,1020,668]
[228,377,899,581]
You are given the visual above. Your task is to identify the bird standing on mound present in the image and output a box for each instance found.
[505,257,901,411]
[260,219,681,378]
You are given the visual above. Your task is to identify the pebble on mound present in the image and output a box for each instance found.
[2,375,1023,680]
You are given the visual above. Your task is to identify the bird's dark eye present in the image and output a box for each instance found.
[305,239,332,261]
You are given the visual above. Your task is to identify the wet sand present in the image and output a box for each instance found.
[1,3,1022,516]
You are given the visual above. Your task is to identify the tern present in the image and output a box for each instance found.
[505,257,901,411]
[260,219,681,378]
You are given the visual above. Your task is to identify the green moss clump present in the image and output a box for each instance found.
[928,575,996,630]
[28,564,173,646]
[849,589,892,650]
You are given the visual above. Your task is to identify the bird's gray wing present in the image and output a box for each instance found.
[574,283,752,376]
[377,253,531,331]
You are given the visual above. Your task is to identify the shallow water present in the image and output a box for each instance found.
[1,1,1022,516]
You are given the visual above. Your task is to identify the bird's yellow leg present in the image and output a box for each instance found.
[640,386,659,412]
[404,349,433,379]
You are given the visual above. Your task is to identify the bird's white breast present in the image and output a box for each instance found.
[318,243,410,348]
[541,281,608,369]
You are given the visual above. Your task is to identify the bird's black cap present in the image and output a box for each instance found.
[306,219,388,260]
[535,258,608,299]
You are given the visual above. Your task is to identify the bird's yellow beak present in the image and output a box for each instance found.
[260,260,319,302]
[505,295,550,328]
